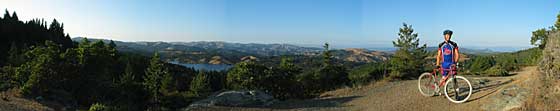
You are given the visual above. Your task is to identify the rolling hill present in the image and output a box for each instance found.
[71,37,391,65]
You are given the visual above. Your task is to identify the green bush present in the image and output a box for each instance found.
[296,71,321,98]
[467,56,495,73]
[226,61,269,90]
[465,47,542,76]
[348,62,387,86]
[484,65,508,76]
[262,57,305,100]
[88,103,108,111]
[348,69,371,86]
[314,65,349,90]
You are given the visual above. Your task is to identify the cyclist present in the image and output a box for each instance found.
[436,30,459,85]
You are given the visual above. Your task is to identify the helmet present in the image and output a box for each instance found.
[443,30,453,35]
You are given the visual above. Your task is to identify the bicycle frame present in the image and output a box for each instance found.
[430,66,457,87]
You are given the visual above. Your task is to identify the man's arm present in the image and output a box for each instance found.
[436,49,442,66]
[454,48,459,63]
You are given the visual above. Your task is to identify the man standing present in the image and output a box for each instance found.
[436,30,460,83]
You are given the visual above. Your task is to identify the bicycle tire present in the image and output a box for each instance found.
[443,76,472,103]
[418,72,437,97]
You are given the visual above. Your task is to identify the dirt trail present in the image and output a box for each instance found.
[342,67,535,111]
[198,66,538,111]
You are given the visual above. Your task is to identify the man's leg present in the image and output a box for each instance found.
[438,63,452,96]
[440,63,451,84]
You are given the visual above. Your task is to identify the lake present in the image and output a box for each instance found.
[168,61,233,71]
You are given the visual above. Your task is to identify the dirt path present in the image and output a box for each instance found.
[326,66,536,111]
[198,66,538,111]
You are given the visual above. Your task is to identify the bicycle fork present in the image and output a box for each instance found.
[453,78,460,100]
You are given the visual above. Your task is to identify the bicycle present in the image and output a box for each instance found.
[418,63,473,103]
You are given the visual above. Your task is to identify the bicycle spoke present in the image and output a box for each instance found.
[444,76,472,103]
[418,73,438,96]
[454,78,459,100]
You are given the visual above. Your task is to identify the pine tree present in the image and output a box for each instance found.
[160,68,173,93]
[7,42,24,65]
[11,12,18,21]
[311,43,349,91]
[531,28,548,49]
[190,71,211,97]
[107,40,117,57]
[119,62,136,87]
[108,40,117,49]
[389,23,428,79]
[322,43,333,66]
[3,10,10,20]
[143,53,170,106]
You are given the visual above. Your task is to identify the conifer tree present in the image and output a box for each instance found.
[389,23,428,79]
[190,71,211,97]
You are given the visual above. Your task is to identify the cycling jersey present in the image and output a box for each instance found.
[439,41,458,76]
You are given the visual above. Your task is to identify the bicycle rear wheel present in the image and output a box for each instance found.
[443,76,472,103]
[418,73,437,96]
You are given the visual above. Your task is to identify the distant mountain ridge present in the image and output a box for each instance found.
[367,46,531,54]
[425,47,498,55]
[72,37,322,56]
[71,37,391,64]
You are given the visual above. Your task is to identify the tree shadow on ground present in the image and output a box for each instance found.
[466,79,514,102]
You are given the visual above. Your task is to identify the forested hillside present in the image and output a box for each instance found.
[0,10,217,110]
[0,10,73,66]
[0,10,363,110]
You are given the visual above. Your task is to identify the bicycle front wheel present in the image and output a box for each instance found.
[443,76,472,103]
[418,72,437,97]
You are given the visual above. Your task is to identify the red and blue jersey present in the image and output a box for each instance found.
[439,41,458,76]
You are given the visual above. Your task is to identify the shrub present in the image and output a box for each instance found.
[484,65,508,76]
[88,103,108,111]
[348,62,387,86]
[226,61,269,90]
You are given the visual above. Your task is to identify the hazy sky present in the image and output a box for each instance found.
[1,0,559,48]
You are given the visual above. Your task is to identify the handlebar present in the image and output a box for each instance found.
[433,63,459,71]
[433,62,460,68]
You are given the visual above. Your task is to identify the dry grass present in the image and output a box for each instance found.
[522,76,560,111]
[319,78,391,98]
[0,88,53,111]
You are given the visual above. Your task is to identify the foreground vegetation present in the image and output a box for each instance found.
[462,47,542,76]
[0,10,355,110]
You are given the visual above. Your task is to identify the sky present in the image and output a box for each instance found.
[1,0,559,49]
